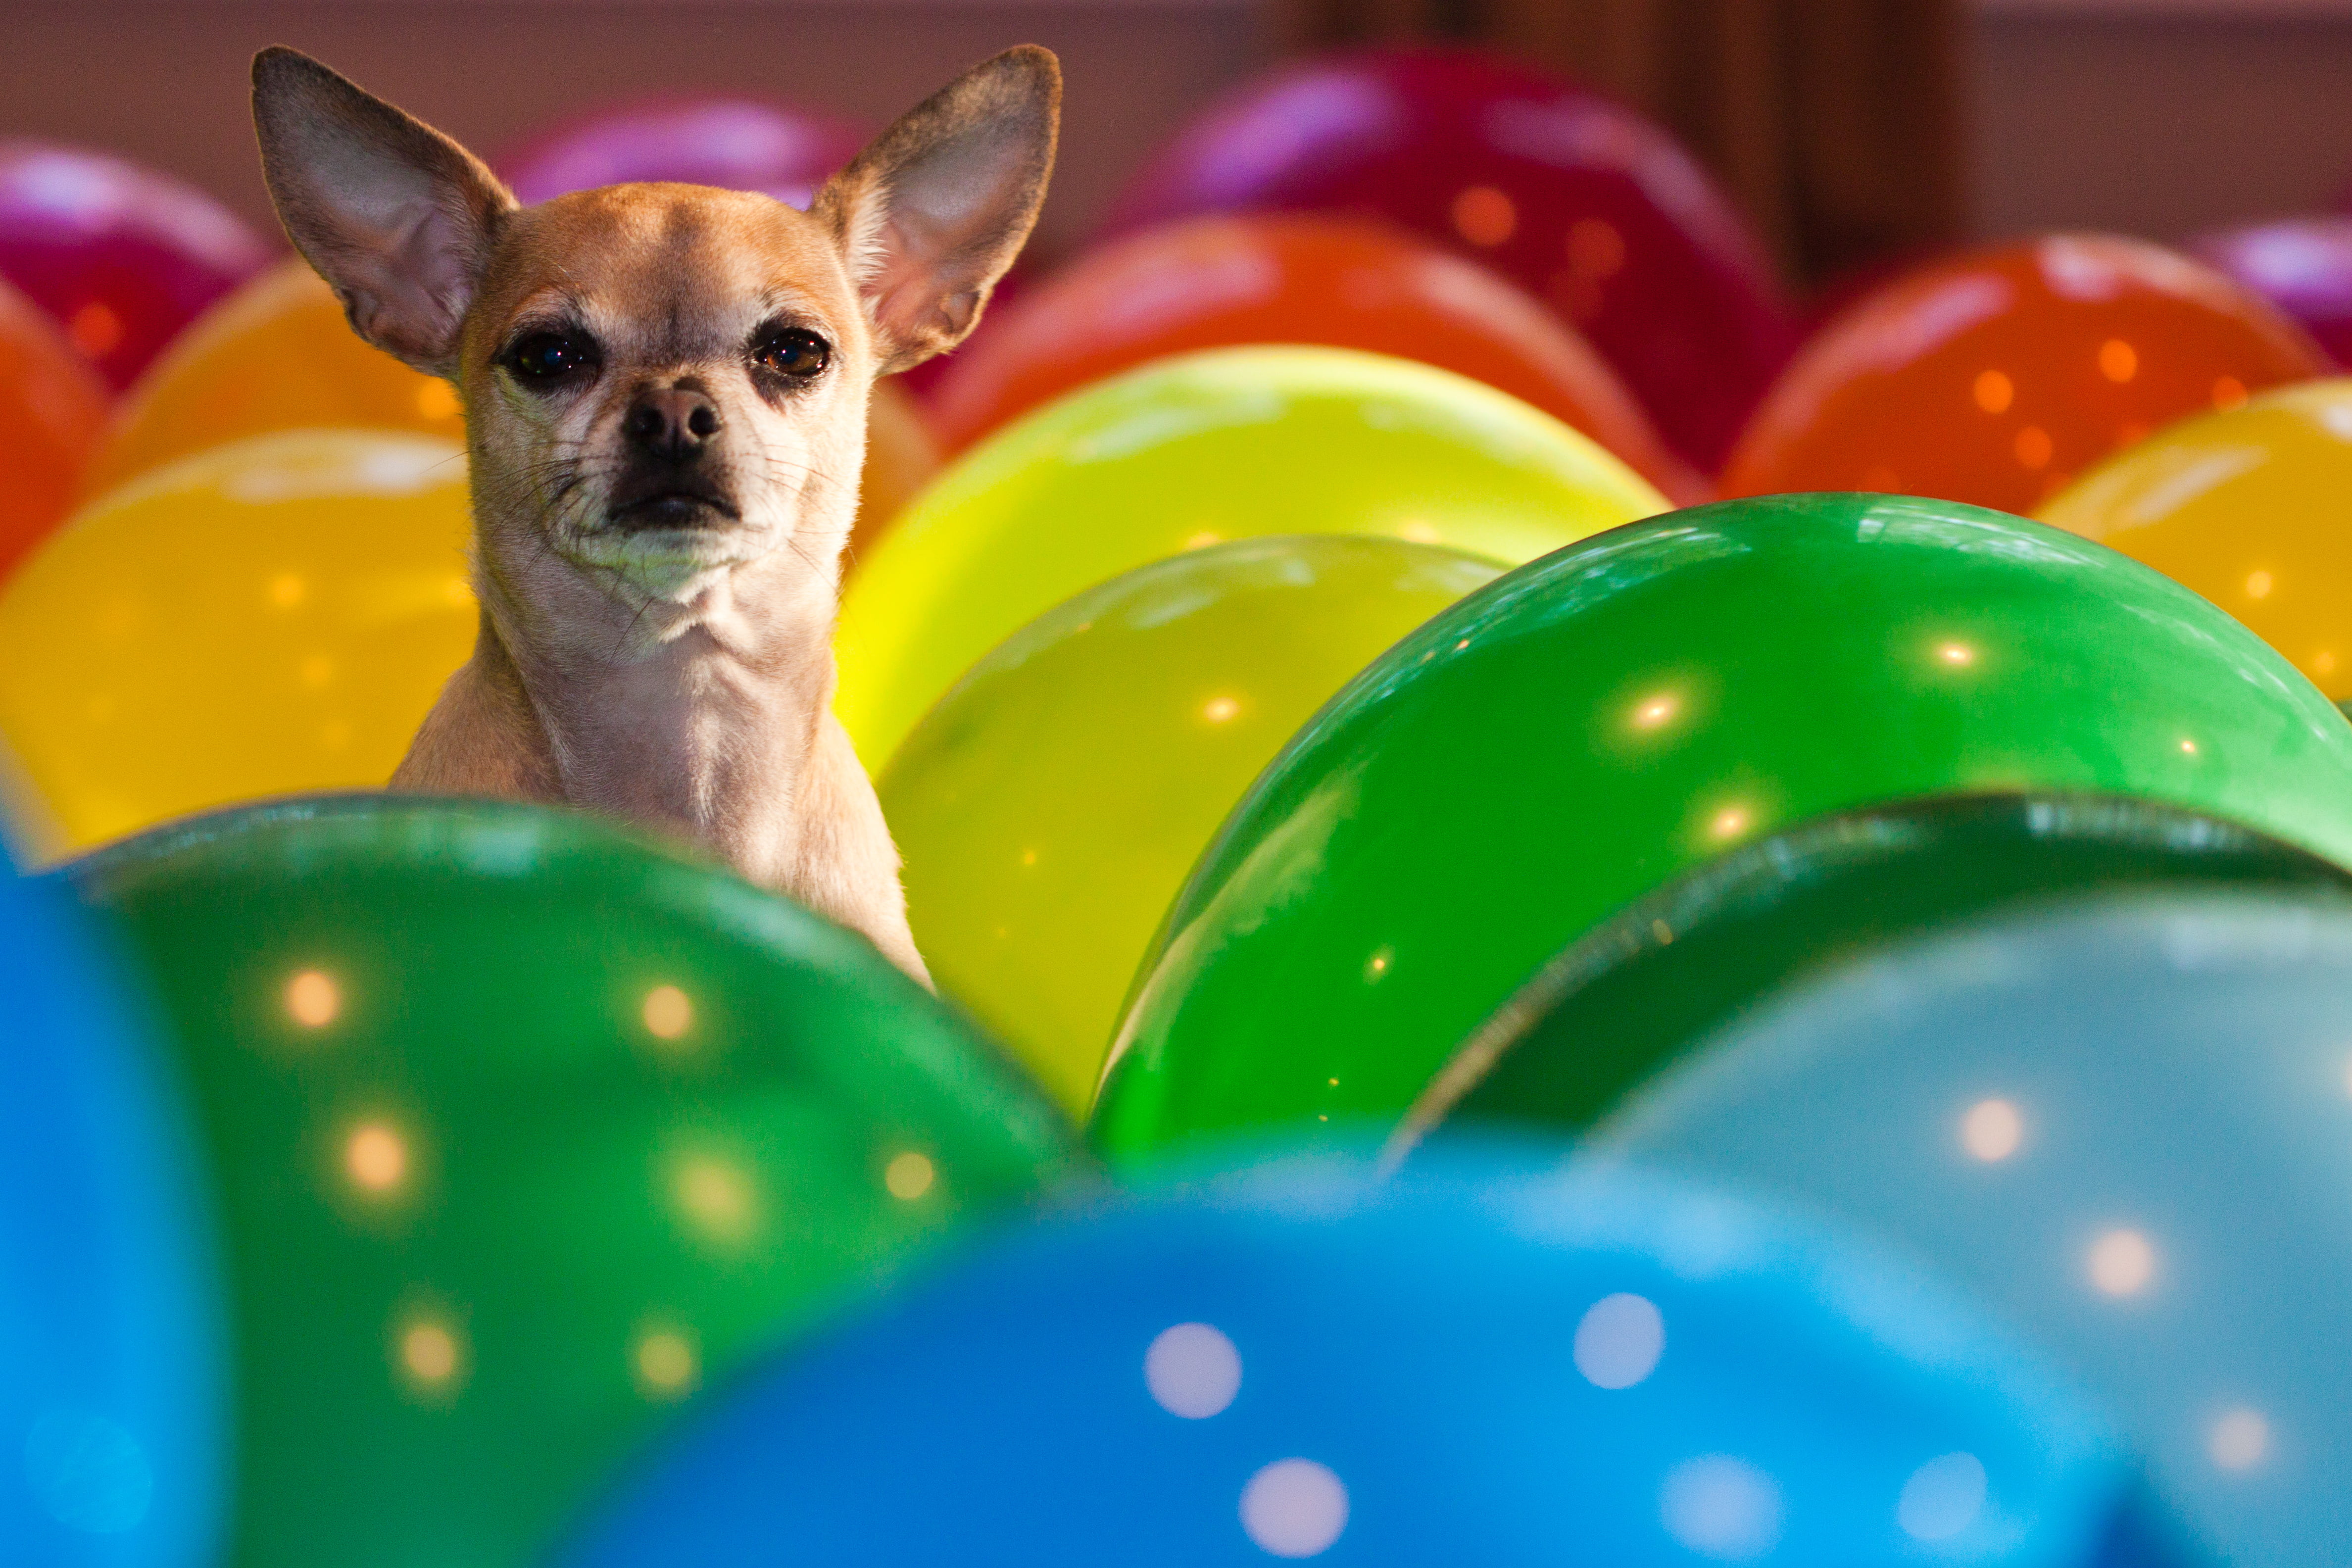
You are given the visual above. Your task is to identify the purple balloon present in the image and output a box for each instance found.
[0,141,272,390]
[495,98,869,210]
[2188,216,2352,368]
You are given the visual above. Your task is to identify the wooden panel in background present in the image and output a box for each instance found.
[0,0,1268,260]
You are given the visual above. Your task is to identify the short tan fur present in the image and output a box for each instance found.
[250,44,1062,983]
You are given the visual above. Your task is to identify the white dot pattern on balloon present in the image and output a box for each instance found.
[1661,1455,1782,1561]
[2208,1409,2270,1471]
[1574,1292,1666,1389]
[1240,1458,1349,1558]
[2088,1229,2156,1296]
[1898,1452,1988,1541]
[1145,1322,1242,1419]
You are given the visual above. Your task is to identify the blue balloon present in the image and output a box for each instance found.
[555,1147,2185,1567]
[1,864,226,1568]
[1596,888,2352,1567]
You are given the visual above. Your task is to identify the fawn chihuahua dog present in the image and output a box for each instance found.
[250,45,1061,984]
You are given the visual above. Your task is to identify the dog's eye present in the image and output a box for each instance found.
[503,330,599,385]
[752,327,830,380]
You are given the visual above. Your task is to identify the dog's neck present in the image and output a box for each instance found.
[471,497,847,888]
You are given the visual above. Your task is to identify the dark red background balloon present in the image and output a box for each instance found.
[2189,216,2352,369]
[1104,48,1801,474]
[0,141,272,390]
[495,98,869,209]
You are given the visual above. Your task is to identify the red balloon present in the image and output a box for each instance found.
[495,98,868,208]
[2189,217,2352,368]
[0,141,272,390]
[1722,235,2327,515]
[926,213,1704,501]
[0,273,107,575]
[1105,48,1800,474]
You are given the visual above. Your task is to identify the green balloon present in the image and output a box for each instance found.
[1400,791,2352,1150]
[68,797,1078,1568]
[1091,492,2352,1161]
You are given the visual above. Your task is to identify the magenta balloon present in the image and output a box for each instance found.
[0,141,272,390]
[2188,216,2352,368]
[1104,49,1799,473]
[496,98,869,209]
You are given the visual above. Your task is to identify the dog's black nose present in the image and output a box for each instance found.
[623,385,722,462]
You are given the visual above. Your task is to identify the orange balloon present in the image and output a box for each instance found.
[86,258,463,497]
[926,213,1706,504]
[855,378,941,566]
[86,256,944,548]
[1722,235,2327,514]
[0,274,108,578]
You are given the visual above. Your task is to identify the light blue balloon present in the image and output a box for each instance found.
[553,1145,2187,1567]
[1,865,227,1568]
[1597,888,2352,1567]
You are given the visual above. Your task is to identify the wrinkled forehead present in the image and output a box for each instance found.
[474,185,863,360]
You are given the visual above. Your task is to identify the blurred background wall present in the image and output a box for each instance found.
[4,0,2352,286]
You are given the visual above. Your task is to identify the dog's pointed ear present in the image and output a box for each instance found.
[251,46,515,377]
[817,46,1059,375]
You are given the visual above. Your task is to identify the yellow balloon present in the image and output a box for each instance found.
[834,345,1666,768]
[0,431,475,858]
[84,259,466,496]
[2039,377,2352,699]
[85,256,943,546]
[880,535,1504,1111]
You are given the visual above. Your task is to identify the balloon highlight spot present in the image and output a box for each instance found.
[633,1327,700,1400]
[2208,1408,2269,1471]
[1239,1458,1349,1557]
[1661,1454,1782,1560]
[344,1122,407,1193]
[1960,1098,2023,1162]
[286,968,339,1028]
[1573,1291,1665,1389]
[2087,1228,2156,1296]
[1144,1322,1242,1418]
[641,983,693,1042]
[884,1151,935,1200]
[1897,1451,1988,1541]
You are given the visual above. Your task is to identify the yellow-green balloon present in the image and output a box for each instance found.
[880,536,1505,1112]
[834,345,1666,768]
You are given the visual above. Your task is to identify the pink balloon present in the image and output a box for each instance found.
[0,141,272,391]
[2188,216,2352,369]
[1105,49,1800,474]
[495,98,869,210]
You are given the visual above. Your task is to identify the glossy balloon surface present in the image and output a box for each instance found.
[882,537,1503,1113]
[0,432,476,858]
[557,1146,2167,1568]
[1091,492,2352,1164]
[0,141,271,389]
[1723,236,2326,515]
[1,862,226,1568]
[2039,378,2352,699]
[835,345,1665,768]
[1107,49,1799,473]
[495,98,865,208]
[0,273,106,575]
[79,259,938,550]
[927,213,1702,501]
[851,378,941,564]
[82,259,462,495]
[69,795,1076,1568]
[2188,216,2352,368]
[1600,888,2352,1567]
[1405,792,2352,1148]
